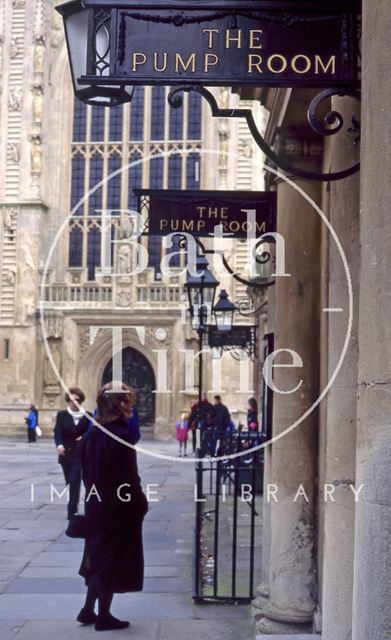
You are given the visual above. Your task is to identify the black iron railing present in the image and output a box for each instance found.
[193,430,263,603]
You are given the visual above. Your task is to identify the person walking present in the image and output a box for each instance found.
[25,404,37,443]
[53,387,90,520]
[175,413,189,457]
[77,382,148,631]
[188,392,214,455]
[247,397,259,431]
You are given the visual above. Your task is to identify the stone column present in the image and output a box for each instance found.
[352,3,391,639]
[320,97,360,640]
[257,152,321,634]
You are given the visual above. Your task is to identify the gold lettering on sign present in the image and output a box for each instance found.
[153,52,168,72]
[203,28,219,49]
[248,54,263,73]
[175,53,196,73]
[291,54,311,74]
[132,52,147,71]
[267,54,287,74]
[225,29,242,49]
[249,30,263,49]
[315,54,336,74]
[204,53,219,72]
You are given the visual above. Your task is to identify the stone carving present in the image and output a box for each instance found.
[9,87,22,111]
[44,342,62,387]
[239,138,253,159]
[118,243,132,275]
[137,272,148,284]
[116,289,131,308]
[10,37,20,59]
[12,0,25,7]
[32,84,43,123]
[50,11,63,49]
[118,215,134,239]
[4,268,16,285]
[20,240,35,274]
[43,311,63,339]
[7,143,20,164]
[3,208,17,231]
[146,326,172,347]
[30,133,42,174]
[33,34,46,74]
[78,326,91,359]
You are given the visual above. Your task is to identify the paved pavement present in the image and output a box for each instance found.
[0,438,254,639]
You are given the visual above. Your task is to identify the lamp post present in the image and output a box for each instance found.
[185,255,219,454]
[56,0,134,106]
[213,289,236,332]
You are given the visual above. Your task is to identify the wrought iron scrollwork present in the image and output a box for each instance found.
[171,233,275,290]
[168,85,361,181]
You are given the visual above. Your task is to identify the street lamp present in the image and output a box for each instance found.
[185,254,219,321]
[185,255,219,457]
[213,289,236,332]
[56,0,134,106]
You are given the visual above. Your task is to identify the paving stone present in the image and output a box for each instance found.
[256,636,319,640]
[0,593,193,620]
[14,619,255,640]
[0,620,25,640]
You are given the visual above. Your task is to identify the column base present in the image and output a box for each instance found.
[255,616,313,635]
[256,583,270,598]
[262,602,314,625]
[251,595,269,623]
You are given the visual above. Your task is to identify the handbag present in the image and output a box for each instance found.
[65,514,88,539]
[36,426,42,437]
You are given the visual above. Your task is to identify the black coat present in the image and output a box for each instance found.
[78,420,148,594]
[53,410,91,463]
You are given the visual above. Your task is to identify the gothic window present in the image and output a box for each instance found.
[69,89,202,281]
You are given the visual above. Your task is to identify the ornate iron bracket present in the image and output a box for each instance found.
[168,85,361,182]
[177,234,275,290]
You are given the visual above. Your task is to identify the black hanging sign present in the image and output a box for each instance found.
[135,189,276,238]
[83,1,358,88]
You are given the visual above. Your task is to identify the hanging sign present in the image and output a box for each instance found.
[135,189,276,238]
[83,1,358,88]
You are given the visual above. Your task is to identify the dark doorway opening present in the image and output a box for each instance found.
[102,347,156,426]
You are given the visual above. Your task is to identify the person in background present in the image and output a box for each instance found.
[175,413,189,457]
[53,387,91,520]
[127,404,141,444]
[188,392,214,454]
[25,404,37,443]
[77,382,148,631]
[31,404,39,428]
[247,397,259,431]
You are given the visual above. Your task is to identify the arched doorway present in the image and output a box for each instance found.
[102,347,156,426]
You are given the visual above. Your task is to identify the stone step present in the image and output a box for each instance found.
[256,636,320,639]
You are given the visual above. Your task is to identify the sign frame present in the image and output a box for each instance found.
[135,189,277,239]
[81,0,359,89]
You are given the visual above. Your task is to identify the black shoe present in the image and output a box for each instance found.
[95,614,130,631]
[77,608,97,625]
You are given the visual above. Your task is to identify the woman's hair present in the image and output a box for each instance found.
[248,397,258,411]
[96,382,136,423]
[64,387,85,404]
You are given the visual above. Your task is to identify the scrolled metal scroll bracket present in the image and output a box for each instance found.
[168,85,361,182]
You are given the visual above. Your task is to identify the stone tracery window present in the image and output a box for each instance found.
[69,88,202,280]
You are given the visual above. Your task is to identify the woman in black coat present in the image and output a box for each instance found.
[77,382,148,632]
[53,387,90,519]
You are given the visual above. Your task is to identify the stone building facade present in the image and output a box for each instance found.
[246,2,391,639]
[0,0,266,437]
